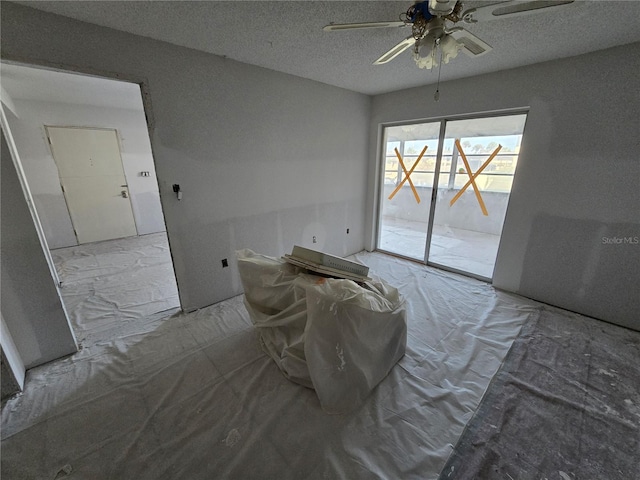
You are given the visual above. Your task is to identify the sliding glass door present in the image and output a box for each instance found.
[378,121,441,261]
[377,112,527,280]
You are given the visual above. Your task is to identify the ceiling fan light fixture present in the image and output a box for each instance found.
[413,34,437,69]
[440,34,463,63]
[413,33,462,69]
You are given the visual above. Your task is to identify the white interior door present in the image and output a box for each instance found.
[46,127,137,244]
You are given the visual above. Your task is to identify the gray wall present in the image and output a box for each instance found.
[368,43,640,330]
[1,3,371,312]
[4,98,166,249]
[1,131,78,368]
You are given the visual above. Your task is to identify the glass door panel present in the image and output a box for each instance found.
[378,121,441,260]
[428,114,527,279]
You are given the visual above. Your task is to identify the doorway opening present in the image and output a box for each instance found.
[1,62,180,345]
[377,112,527,281]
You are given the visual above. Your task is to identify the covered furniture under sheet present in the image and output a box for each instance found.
[236,249,407,414]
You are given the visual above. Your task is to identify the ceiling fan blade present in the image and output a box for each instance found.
[373,36,416,65]
[323,21,406,32]
[448,27,492,57]
[461,0,574,24]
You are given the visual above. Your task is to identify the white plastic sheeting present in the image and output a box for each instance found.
[1,242,540,479]
[50,232,180,345]
[236,249,407,414]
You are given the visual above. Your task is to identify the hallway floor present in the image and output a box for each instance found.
[51,232,181,346]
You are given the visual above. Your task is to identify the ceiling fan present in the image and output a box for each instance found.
[323,0,574,70]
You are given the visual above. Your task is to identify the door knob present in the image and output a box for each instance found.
[121,190,128,198]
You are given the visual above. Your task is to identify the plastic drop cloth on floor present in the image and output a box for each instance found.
[236,249,407,414]
[440,305,640,480]
[1,244,541,480]
[50,232,181,346]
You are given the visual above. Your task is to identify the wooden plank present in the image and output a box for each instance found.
[388,145,428,201]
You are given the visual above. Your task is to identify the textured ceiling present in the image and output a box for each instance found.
[12,1,640,95]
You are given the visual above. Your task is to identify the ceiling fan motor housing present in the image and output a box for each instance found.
[410,0,458,21]
[427,0,459,17]
[408,2,435,23]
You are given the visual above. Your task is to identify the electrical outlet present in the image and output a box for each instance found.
[347,228,350,234]
[312,236,317,243]
[221,258,228,268]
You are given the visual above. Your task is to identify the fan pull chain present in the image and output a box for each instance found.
[434,41,444,101]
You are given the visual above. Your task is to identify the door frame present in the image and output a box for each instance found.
[0,58,183,310]
[375,108,529,283]
[1,105,76,390]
